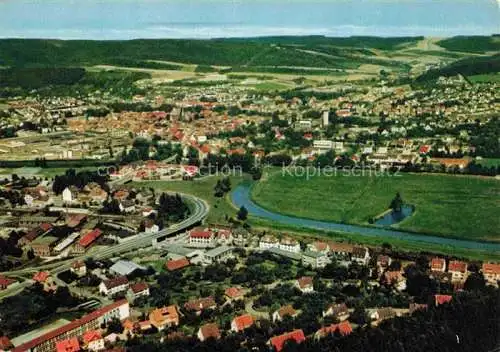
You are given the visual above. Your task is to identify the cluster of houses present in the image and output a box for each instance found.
[110,161,199,182]
[11,214,104,259]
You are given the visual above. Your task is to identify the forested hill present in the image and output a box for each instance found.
[416,54,500,83]
[437,35,500,53]
[0,35,483,69]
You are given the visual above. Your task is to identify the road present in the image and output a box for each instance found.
[0,193,209,300]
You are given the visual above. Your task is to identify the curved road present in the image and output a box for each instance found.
[232,184,500,252]
[0,193,209,299]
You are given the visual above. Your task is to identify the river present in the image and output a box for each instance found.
[231,184,500,252]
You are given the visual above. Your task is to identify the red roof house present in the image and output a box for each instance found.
[448,261,467,273]
[0,275,16,290]
[316,321,353,339]
[430,257,446,272]
[197,323,220,341]
[166,258,190,271]
[33,271,50,283]
[55,338,80,352]
[225,287,244,300]
[78,229,103,248]
[269,329,306,352]
[435,294,453,306]
[0,336,13,351]
[231,314,254,332]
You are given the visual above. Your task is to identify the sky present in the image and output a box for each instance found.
[0,0,498,39]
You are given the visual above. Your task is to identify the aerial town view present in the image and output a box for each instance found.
[0,0,498,351]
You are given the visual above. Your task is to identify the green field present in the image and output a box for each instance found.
[130,175,500,260]
[476,158,500,167]
[468,73,500,83]
[252,171,500,242]
[253,81,290,91]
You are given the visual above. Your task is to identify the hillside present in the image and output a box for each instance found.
[416,54,500,83]
[0,36,442,70]
[437,35,500,53]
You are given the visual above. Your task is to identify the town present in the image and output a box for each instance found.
[0,31,499,352]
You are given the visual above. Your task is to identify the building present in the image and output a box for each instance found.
[307,241,329,254]
[188,228,215,247]
[435,294,453,306]
[184,297,216,315]
[370,307,396,323]
[33,271,50,283]
[409,303,428,315]
[70,261,87,277]
[18,216,58,229]
[99,276,129,297]
[448,261,468,282]
[313,140,333,150]
[62,187,75,204]
[272,305,297,322]
[315,321,353,339]
[81,331,103,352]
[53,233,80,253]
[295,276,314,293]
[72,229,102,254]
[430,257,446,272]
[376,255,392,269]
[12,300,129,352]
[482,263,500,286]
[279,237,301,253]
[149,305,180,331]
[197,323,220,342]
[322,303,349,321]
[383,271,407,291]
[302,251,331,269]
[0,275,16,290]
[203,246,234,265]
[109,260,145,277]
[329,242,354,257]
[165,257,190,271]
[352,246,370,266]
[231,314,254,333]
[322,111,329,127]
[127,282,150,302]
[259,235,279,250]
[30,236,59,257]
[269,330,305,352]
[224,287,244,301]
[55,338,80,352]
[18,224,53,247]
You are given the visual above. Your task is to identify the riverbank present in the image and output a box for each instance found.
[232,183,500,260]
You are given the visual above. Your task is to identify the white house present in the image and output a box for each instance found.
[279,237,301,253]
[352,246,370,266]
[99,276,129,297]
[127,282,150,302]
[302,251,331,269]
[188,228,216,248]
[62,187,74,204]
[295,276,314,293]
[83,331,105,352]
[259,235,279,250]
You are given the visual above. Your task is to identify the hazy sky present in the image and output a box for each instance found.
[0,0,498,39]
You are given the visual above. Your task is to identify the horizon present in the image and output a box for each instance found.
[0,0,499,40]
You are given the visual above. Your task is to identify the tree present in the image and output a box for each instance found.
[26,248,35,260]
[389,192,404,213]
[237,206,248,221]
